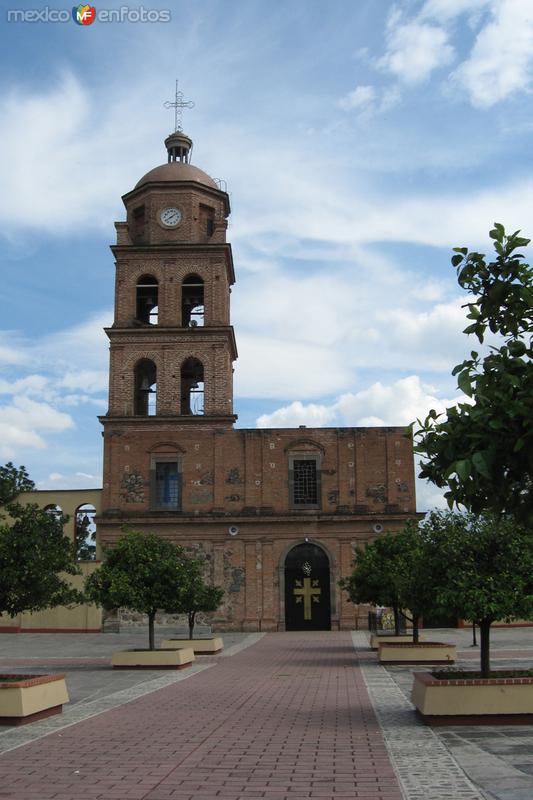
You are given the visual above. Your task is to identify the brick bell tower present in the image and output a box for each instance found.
[99,127,237,522]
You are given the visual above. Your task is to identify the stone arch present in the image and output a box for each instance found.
[278,539,337,631]
[74,503,97,561]
[284,438,326,455]
[180,356,204,415]
[134,358,157,416]
[135,274,158,325]
[181,273,204,327]
[147,441,187,454]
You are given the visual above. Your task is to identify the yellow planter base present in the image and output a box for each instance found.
[370,634,423,650]
[111,648,195,669]
[412,671,533,725]
[161,637,224,654]
[0,674,69,726]
[378,642,456,664]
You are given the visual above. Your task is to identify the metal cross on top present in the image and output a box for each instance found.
[163,80,195,133]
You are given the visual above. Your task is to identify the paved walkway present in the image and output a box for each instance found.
[0,633,402,800]
[2,630,533,799]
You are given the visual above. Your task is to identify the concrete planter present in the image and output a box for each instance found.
[111,648,195,669]
[370,633,423,650]
[0,673,69,726]
[412,671,533,725]
[378,641,456,664]
[161,637,224,654]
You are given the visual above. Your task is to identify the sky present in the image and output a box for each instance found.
[1,0,532,511]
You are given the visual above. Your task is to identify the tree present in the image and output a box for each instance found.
[414,225,532,524]
[85,529,191,650]
[0,502,83,619]
[423,510,533,678]
[340,525,440,644]
[0,462,34,507]
[340,533,406,636]
[392,521,441,645]
[174,560,224,640]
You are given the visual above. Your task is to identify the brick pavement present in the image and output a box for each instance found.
[0,633,402,800]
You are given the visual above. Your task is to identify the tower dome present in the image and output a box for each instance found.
[135,131,219,190]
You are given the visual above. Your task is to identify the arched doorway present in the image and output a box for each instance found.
[284,543,331,631]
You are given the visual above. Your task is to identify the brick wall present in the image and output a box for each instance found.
[98,423,418,631]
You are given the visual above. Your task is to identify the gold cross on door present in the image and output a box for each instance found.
[293,578,321,620]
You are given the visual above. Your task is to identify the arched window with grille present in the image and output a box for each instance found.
[181,274,204,327]
[136,275,158,325]
[180,357,204,415]
[134,359,157,415]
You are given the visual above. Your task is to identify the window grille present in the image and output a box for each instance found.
[291,459,319,507]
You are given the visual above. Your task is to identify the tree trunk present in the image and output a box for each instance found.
[188,611,195,640]
[148,610,156,651]
[479,618,491,678]
[412,614,420,644]
[393,604,401,636]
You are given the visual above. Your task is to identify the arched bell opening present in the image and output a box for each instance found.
[180,357,204,415]
[181,274,204,327]
[75,504,96,561]
[136,275,158,325]
[134,359,157,416]
[283,542,331,631]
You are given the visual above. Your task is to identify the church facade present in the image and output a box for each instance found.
[97,128,419,632]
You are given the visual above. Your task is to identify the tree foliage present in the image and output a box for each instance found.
[85,529,192,650]
[0,502,83,618]
[0,463,34,507]
[340,524,439,643]
[422,510,533,677]
[173,561,224,640]
[414,225,532,523]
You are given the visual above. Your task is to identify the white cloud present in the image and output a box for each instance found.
[37,471,101,490]
[0,68,530,254]
[335,375,459,426]
[379,15,455,84]
[36,313,112,373]
[339,85,376,111]
[0,74,159,235]
[255,376,463,513]
[373,300,469,371]
[453,0,533,107]
[421,0,492,23]
[0,335,31,367]
[235,334,350,400]
[0,396,74,459]
[60,370,108,393]
[257,401,336,428]
[0,375,49,396]
[256,375,462,429]
[232,259,471,402]
[0,313,110,461]
[338,84,401,118]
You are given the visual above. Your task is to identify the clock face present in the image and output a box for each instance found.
[159,207,182,227]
